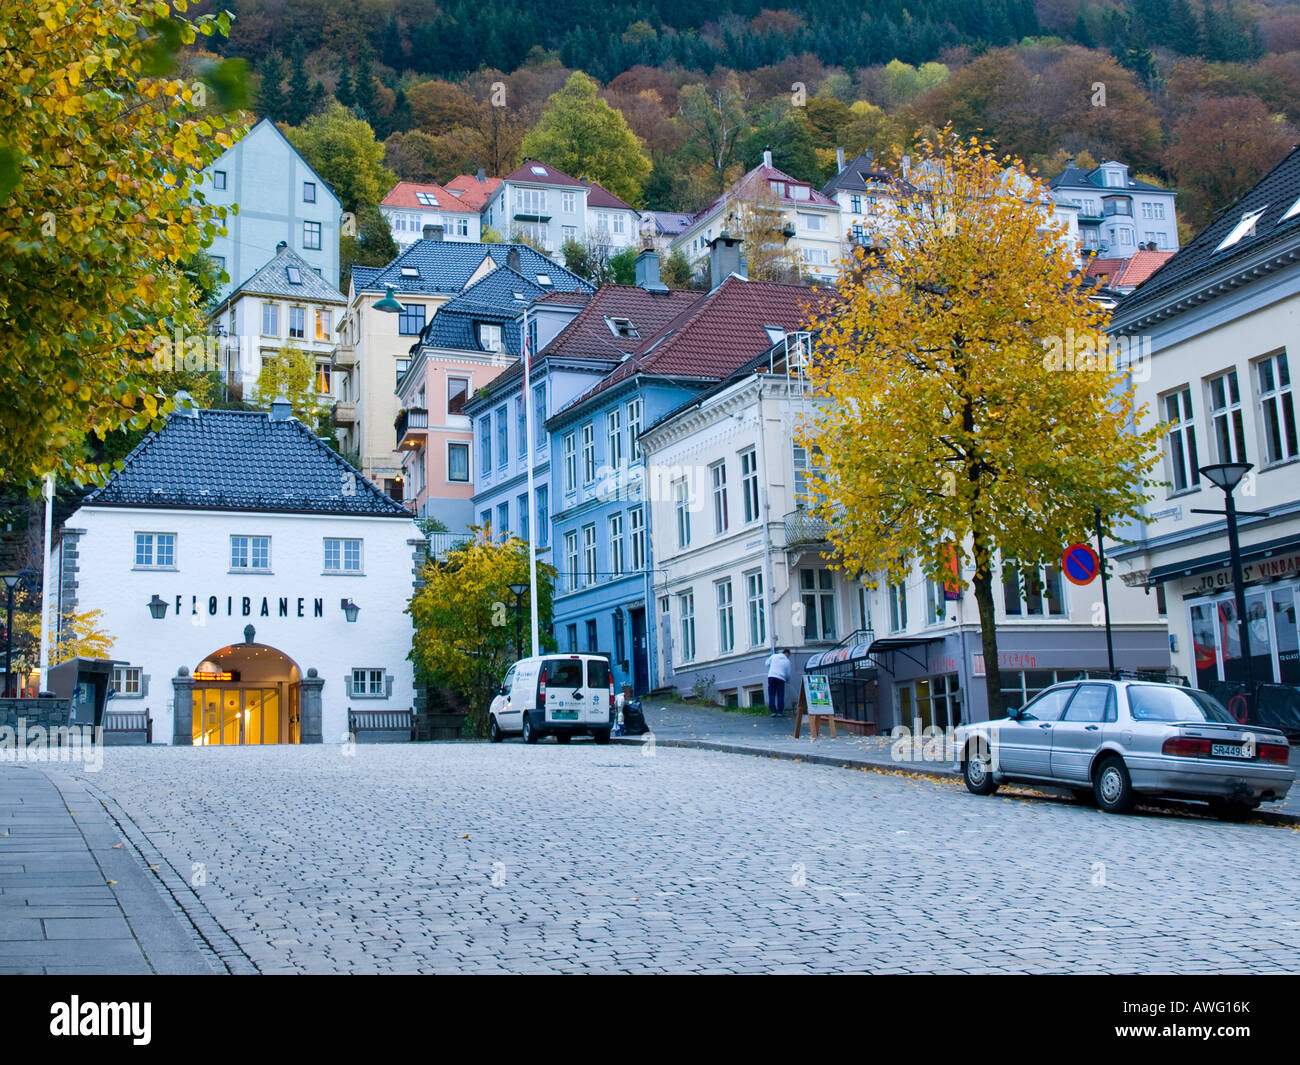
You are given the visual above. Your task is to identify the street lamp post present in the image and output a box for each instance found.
[2,574,19,698]
[1195,462,1266,698]
[508,583,527,660]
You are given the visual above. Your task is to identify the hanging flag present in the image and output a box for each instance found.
[942,542,962,600]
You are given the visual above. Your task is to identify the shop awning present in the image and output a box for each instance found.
[1146,534,1300,585]
[806,635,946,672]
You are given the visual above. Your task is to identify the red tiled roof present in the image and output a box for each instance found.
[1112,249,1175,289]
[382,181,476,212]
[444,174,502,211]
[582,180,637,212]
[542,285,702,361]
[502,159,586,188]
[562,277,830,412]
[1085,256,1125,279]
[688,164,838,230]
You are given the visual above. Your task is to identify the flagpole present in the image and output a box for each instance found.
[521,305,540,657]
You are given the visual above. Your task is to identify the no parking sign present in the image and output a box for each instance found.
[1062,542,1100,586]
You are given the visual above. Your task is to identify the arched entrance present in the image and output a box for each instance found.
[191,644,302,745]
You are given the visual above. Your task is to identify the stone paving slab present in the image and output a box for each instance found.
[0,765,221,975]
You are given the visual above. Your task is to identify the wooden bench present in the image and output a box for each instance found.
[348,709,414,743]
[103,710,151,746]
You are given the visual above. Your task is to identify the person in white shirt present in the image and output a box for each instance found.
[765,648,792,717]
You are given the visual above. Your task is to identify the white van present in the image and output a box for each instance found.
[488,653,615,744]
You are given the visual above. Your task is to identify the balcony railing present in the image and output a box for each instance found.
[396,407,428,450]
[784,507,832,548]
[333,400,356,426]
[333,342,356,368]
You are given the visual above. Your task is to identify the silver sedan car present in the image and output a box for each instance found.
[957,679,1294,818]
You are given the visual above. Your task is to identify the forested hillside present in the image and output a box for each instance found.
[189,0,1300,234]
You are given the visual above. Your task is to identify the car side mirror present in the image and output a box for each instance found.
[1005,707,1021,720]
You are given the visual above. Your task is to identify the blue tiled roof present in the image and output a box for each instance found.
[421,267,554,356]
[353,239,590,297]
[84,409,412,518]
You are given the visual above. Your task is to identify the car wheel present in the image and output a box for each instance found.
[1093,756,1135,814]
[488,715,503,743]
[554,732,572,744]
[522,714,539,744]
[592,729,611,745]
[963,739,998,796]
[1207,798,1258,821]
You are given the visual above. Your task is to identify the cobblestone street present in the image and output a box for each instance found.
[17,740,1300,974]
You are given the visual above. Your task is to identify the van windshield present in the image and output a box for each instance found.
[544,659,583,688]
[587,659,611,688]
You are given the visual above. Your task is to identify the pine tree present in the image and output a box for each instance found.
[353,46,378,121]
[335,53,354,109]
[380,15,404,70]
[1072,7,1095,48]
[284,39,312,126]
[1167,0,1201,54]
[256,52,287,121]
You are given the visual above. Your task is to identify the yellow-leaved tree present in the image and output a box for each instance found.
[800,129,1162,720]
[8,589,115,686]
[0,0,247,488]
[408,532,557,736]
[252,344,331,433]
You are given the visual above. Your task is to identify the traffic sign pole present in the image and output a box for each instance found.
[1095,506,1115,675]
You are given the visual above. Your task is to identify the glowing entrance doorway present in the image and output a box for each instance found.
[191,643,301,745]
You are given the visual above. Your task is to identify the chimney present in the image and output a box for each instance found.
[836,147,846,173]
[423,223,444,242]
[635,248,668,292]
[476,166,486,183]
[709,231,745,291]
[506,246,521,272]
[275,240,288,253]
[270,395,291,421]
[762,148,773,169]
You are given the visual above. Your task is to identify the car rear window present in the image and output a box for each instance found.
[543,659,583,688]
[587,659,610,688]
[1127,685,1237,724]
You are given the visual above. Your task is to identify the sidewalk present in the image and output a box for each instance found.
[0,765,220,975]
[615,700,1300,824]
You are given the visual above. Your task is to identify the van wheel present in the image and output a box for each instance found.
[963,739,997,796]
[522,715,539,744]
[592,729,611,745]
[1093,756,1135,814]
[554,732,572,744]
[488,715,503,743]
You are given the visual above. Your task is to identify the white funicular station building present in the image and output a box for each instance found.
[54,398,424,746]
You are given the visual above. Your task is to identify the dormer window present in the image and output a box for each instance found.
[605,316,639,339]
[479,323,504,352]
[764,326,786,345]
[1215,207,1268,253]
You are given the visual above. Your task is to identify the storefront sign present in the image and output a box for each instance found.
[157,594,328,620]
[1190,552,1300,594]
[193,670,233,681]
[971,651,1039,677]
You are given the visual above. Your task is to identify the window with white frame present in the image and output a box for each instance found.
[710,460,728,534]
[800,247,831,266]
[517,397,526,458]
[716,579,735,654]
[888,581,907,632]
[536,486,549,548]
[740,448,759,522]
[518,493,529,542]
[583,523,597,583]
[562,192,576,213]
[261,302,279,337]
[677,591,696,662]
[288,306,306,339]
[495,405,509,468]
[479,416,492,477]
[134,532,175,568]
[497,502,509,540]
[607,409,623,468]
[1208,368,1248,464]
[629,506,645,570]
[1256,351,1297,465]
[324,538,362,573]
[581,422,596,483]
[563,432,577,493]
[1002,564,1066,616]
[746,570,766,646]
[626,398,643,459]
[479,323,503,352]
[674,478,692,549]
[1162,387,1200,493]
[800,569,836,641]
[111,665,142,696]
[564,531,579,592]
[351,668,386,697]
[609,513,624,576]
[230,535,270,571]
[798,212,826,231]
[534,385,547,449]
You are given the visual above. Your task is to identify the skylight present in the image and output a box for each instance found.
[400,266,420,278]
[1282,197,1300,223]
[764,326,786,345]
[1215,207,1268,253]
[286,266,303,285]
[531,165,548,176]
[537,274,553,286]
[415,191,439,206]
[605,316,639,339]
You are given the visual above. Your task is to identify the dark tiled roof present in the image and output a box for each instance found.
[540,285,702,361]
[502,159,586,187]
[1116,145,1300,319]
[84,409,412,517]
[421,267,550,356]
[820,151,907,195]
[644,211,694,236]
[582,180,636,211]
[353,240,589,298]
[221,245,345,305]
[1048,162,1170,195]
[689,163,837,229]
[557,276,829,416]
